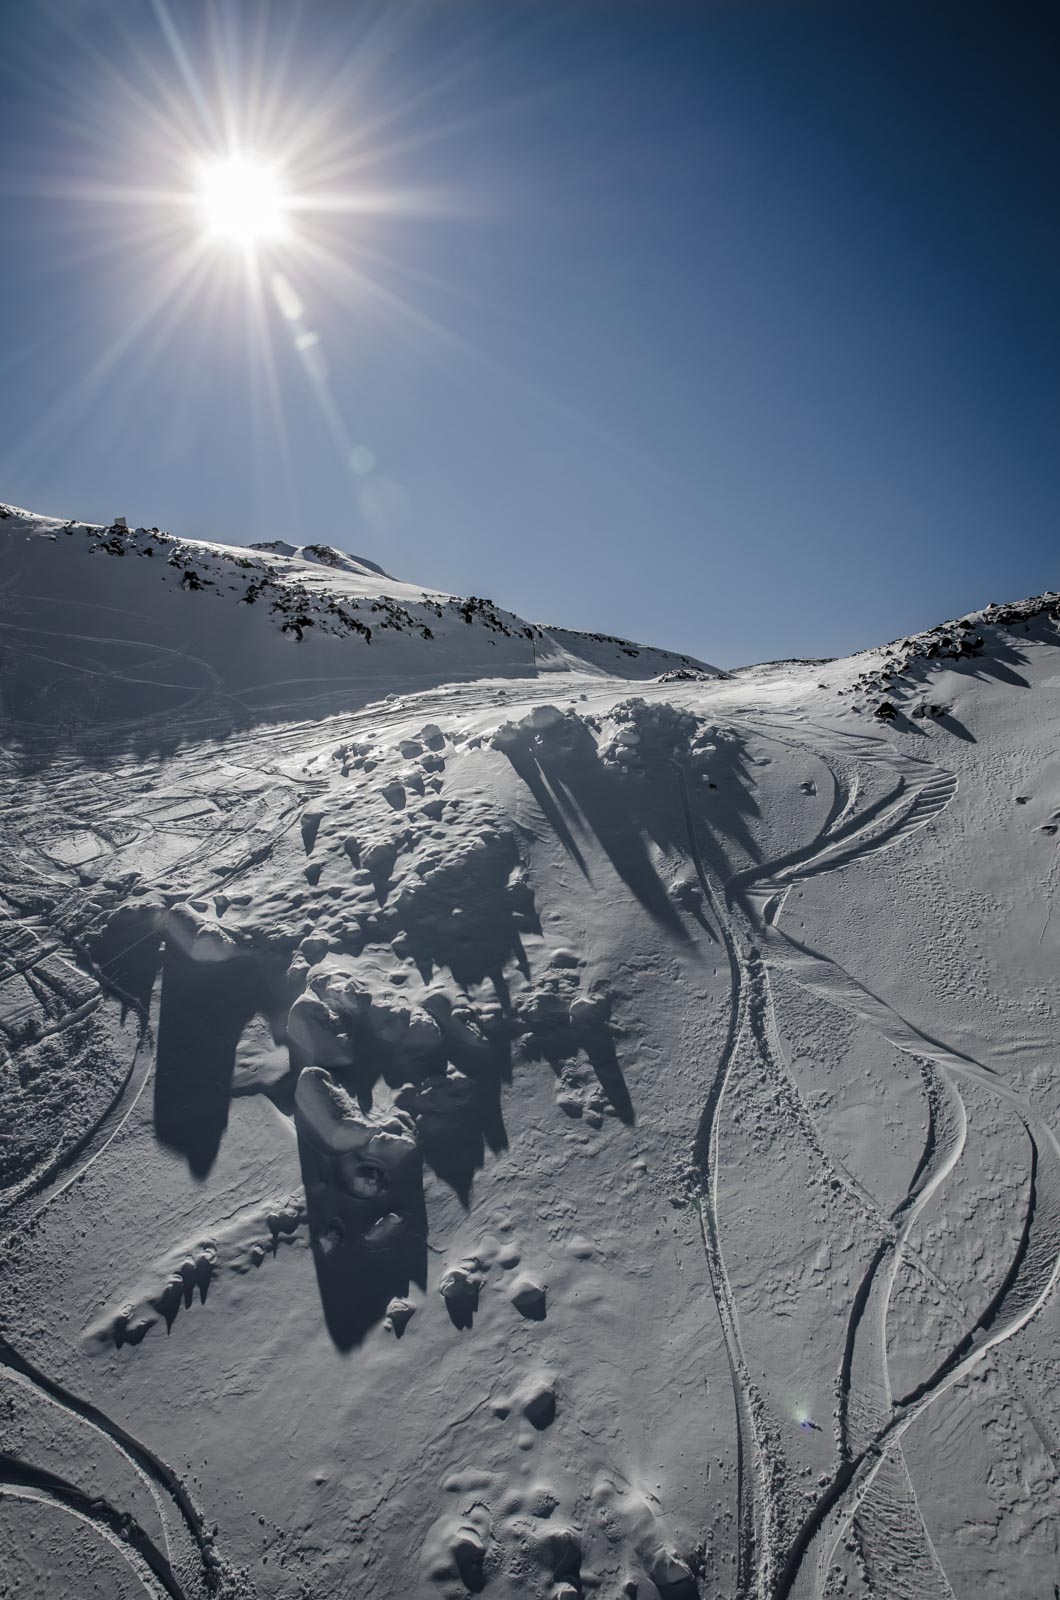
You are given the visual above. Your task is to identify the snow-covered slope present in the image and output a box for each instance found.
[0,506,715,760]
[1,503,1058,1600]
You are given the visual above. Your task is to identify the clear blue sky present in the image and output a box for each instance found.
[1,0,1056,667]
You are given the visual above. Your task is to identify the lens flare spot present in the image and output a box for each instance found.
[271,272,305,320]
[359,476,411,537]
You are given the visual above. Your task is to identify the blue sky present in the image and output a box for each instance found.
[1,0,1056,667]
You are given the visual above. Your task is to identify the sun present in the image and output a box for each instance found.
[196,155,288,248]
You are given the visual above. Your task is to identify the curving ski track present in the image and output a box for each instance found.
[680,720,1060,1599]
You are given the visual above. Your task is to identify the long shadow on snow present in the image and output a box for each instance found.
[501,734,688,941]
[411,1028,513,1207]
[689,725,762,871]
[293,1022,511,1345]
[890,707,976,743]
[415,1073,509,1205]
[298,1125,429,1352]
[501,716,761,932]
[905,631,1036,695]
[153,943,274,1178]
[86,905,165,1018]
[521,1016,635,1127]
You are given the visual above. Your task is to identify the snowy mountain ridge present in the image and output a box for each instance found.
[0,504,716,724]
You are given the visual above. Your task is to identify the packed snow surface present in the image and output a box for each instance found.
[1,502,1058,1600]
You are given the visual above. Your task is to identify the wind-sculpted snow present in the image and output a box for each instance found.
[1,506,1059,1600]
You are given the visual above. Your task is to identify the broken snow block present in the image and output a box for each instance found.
[438,1259,484,1328]
[294,1067,418,1196]
[386,1296,415,1335]
[166,903,239,963]
[508,1273,547,1320]
[517,1372,557,1430]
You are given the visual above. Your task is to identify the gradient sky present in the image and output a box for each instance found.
[1,0,1056,667]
